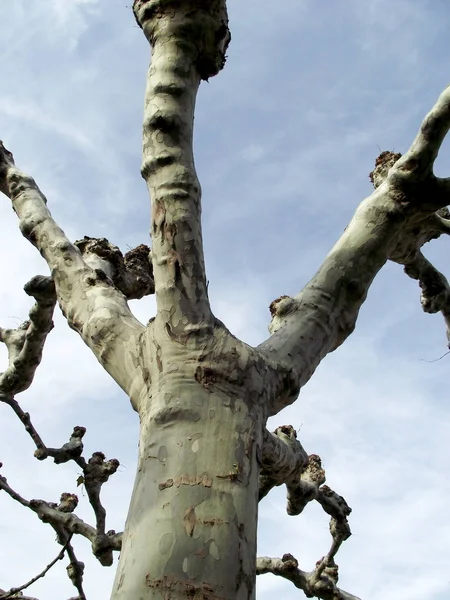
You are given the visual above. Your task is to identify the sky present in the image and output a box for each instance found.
[0,0,450,599]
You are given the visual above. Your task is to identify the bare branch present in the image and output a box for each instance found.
[286,454,326,516]
[134,0,229,326]
[79,451,120,555]
[258,479,354,598]
[0,467,30,507]
[30,496,121,561]
[0,592,40,600]
[390,84,450,182]
[0,276,56,396]
[65,542,86,600]
[403,251,450,344]
[1,391,122,564]
[258,430,355,599]
[258,85,450,415]
[0,142,146,404]
[256,554,360,600]
[259,426,308,500]
[34,426,86,464]
[0,536,72,599]
[0,445,122,566]
[1,396,47,453]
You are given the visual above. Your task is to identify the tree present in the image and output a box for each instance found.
[0,1,449,599]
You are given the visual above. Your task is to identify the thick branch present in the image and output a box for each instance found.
[0,142,146,405]
[259,85,450,415]
[134,0,229,326]
[259,425,308,500]
[391,84,450,182]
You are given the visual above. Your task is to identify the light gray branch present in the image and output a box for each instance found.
[258,481,353,597]
[0,276,56,396]
[0,592,40,600]
[0,141,146,405]
[256,554,360,600]
[258,434,354,600]
[259,425,308,500]
[134,1,229,327]
[0,441,122,567]
[403,251,450,344]
[286,454,326,516]
[34,426,86,464]
[258,85,450,416]
[390,83,450,182]
[29,424,120,566]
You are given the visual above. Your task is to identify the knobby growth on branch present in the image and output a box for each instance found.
[1,1,450,599]
[0,278,122,597]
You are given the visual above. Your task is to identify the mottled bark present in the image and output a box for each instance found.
[0,143,146,407]
[2,2,450,599]
[260,87,450,415]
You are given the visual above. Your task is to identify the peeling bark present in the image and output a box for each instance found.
[2,1,450,599]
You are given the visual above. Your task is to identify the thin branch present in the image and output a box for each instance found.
[0,468,30,507]
[0,465,122,563]
[34,426,86,464]
[0,593,40,600]
[1,396,47,453]
[0,276,56,396]
[258,432,355,600]
[1,395,123,564]
[65,542,86,600]
[403,251,450,344]
[0,536,72,599]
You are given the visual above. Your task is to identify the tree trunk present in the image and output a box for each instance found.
[111,321,264,599]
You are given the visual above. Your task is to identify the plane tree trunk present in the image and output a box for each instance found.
[2,1,450,600]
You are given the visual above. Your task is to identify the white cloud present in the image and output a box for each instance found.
[1,0,450,599]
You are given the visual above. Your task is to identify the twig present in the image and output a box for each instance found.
[0,536,73,599]
[66,542,86,600]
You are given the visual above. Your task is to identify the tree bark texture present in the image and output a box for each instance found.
[2,1,450,599]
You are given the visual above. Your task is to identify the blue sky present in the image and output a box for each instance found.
[1,1,450,598]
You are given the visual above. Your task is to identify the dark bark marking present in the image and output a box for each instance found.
[183,505,196,537]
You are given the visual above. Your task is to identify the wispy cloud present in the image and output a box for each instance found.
[1,0,450,598]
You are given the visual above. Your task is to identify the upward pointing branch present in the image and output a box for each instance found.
[260,84,450,415]
[134,0,230,327]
